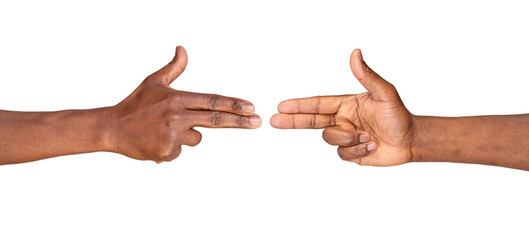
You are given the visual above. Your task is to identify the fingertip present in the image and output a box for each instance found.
[349,48,361,65]
[242,102,255,115]
[270,113,286,128]
[351,48,361,58]
[322,127,330,137]
[337,146,346,160]
[250,114,262,128]
[350,48,365,80]
[277,100,286,112]
[322,130,334,145]
[175,45,188,65]
[356,48,363,61]
[277,100,297,113]
[176,45,186,54]
[269,113,280,127]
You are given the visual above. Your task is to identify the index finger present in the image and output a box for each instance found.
[181,92,255,116]
[277,95,347,114]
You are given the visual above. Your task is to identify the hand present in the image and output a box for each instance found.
[270,49,414,166]
[108,46,261,163]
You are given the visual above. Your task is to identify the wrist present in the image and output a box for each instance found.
[92,106,118,152]
[410,115,425,163]
[409,115,463,164]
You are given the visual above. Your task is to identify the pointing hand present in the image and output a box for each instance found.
[271,49,413,166]
[110,46,262,162]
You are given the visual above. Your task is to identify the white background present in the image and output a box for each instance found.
[1,0,528,239]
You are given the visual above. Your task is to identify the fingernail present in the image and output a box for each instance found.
[242,103,255,114]
[250,115,262,126]
[367,143,377,152]
[359,134,369,143]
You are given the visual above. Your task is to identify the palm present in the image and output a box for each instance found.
[336,92,413,166]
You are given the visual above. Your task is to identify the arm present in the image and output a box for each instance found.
[0,108,114,164]
[0,46,261,165]
[271,49,529,171]
[412,115,529,170]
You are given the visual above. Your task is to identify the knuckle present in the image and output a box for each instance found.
[155,145,182,161]
[364,64,375,76]
[173,146,182,158]
[236,116,250,126]
[207,95,221,110]
[230,100,243,112]
[166,112,183,127]
[154,145,175,161]
[322,129,330,141]
[163,92,179,102]
[210,111,223,126]
[385,82,397,93]
[343,135,357,146]
[337,147,348,160]
[167,129,178,138]
[354,146,368,156]
[174,63,185,75]
[169,93,183,105]
[135,88,147,100]
[315,97,321,114]
[309,114,316,129]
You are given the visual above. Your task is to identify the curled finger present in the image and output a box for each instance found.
[337,142,377,163]
[182,128,202,147]
[154,145,182,164]
[322,126,369,146]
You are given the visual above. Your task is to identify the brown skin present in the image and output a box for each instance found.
[0,46,261,165]
[271,49,529,171]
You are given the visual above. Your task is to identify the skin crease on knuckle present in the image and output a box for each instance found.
[207,95,221,110]
[236,115,249,126]
[337,145,368,161]
[231,99,244,113]
[167,92,183,106]
[342,133,358,146]
[211,111,223,126]
[167,113,184,127]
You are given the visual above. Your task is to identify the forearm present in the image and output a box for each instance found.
[0,108,115,165]
[411,114,529,170]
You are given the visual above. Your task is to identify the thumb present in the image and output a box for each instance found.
[146,46,188,85]
[350,49,396,101]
